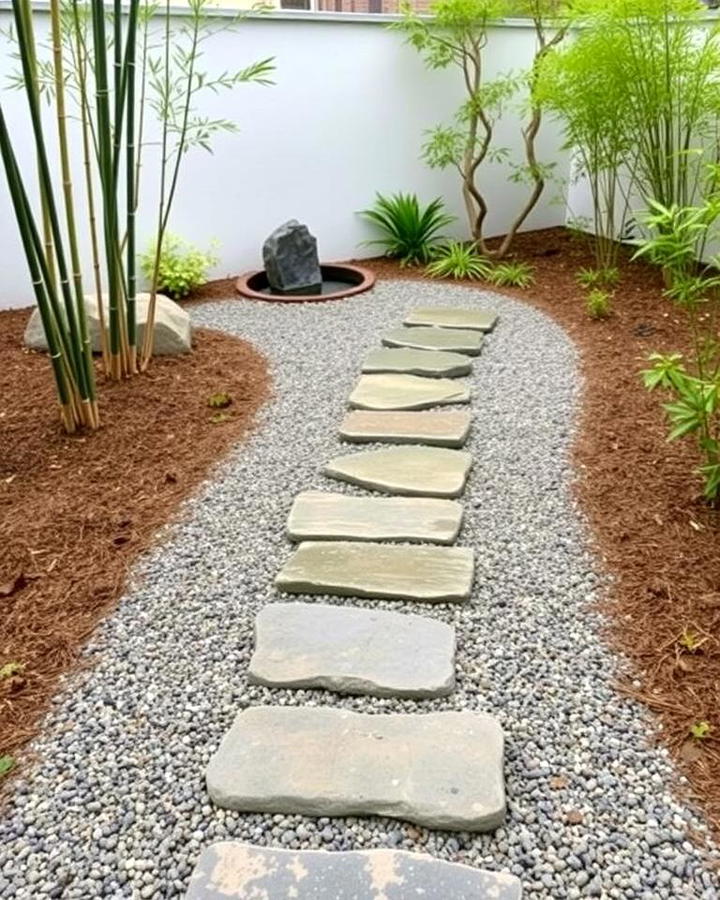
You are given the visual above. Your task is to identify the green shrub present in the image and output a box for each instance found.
[576,267,619,289]
[488,261,535,288]
[425,241,492,280]
[586,288,612,319]
[360,192,454,265]
[140,234,219,299]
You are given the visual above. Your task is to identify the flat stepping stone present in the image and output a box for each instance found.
[348,373,470,411]
[288,491,463,544]
[383,325,484,355]
[362,346,472,378]
[324,446,472,497]
[186,843,522,899]
[206,706,506,832]
[275,541,474,602]
[249,603,455,697]
[339,409,472,448]
[404,306,498,332]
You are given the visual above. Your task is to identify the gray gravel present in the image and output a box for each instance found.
[1,280,718,899]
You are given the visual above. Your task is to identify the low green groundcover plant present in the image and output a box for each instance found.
[360,192,454,265]
[425,241,492,280]
[635,194,720,502]
[141,234,219,299]
[585,288,612,320]
[489,261,535,288]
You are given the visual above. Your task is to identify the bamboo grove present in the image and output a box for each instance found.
[0,0,275,433]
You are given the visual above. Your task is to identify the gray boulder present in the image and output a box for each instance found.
[262,219,322,295]
[24,292,191,356]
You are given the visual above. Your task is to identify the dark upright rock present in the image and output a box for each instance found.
[262,220,322,295]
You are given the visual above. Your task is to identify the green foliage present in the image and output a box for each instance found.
[425,241,492,279]
[576,267,619,289]
[208,391,232,409]
[636,193,720,502]
[0,662,24,679]
[140,234,218,299]
[690,721,712,740]
[488,261,535,288]
[360,192,454,265]
[678,628,704,653]
[586,289,612,320]
[0,756,14,778]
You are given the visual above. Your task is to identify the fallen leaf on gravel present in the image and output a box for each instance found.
[566,810,584,825]
[550,776,569,790]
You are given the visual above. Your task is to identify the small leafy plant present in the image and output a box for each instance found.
[690,721,712,740]
[425,241,492,280]
[635,192,720,502]
[140,234,219,300]
[0,662,24,679]
[208,392,232,409]
[586,289,612,320]
[360,192,454,265]
[576,267,619,289]
[0,756,14,778]
[489,261,535,288]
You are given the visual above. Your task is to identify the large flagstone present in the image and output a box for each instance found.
[361,346,472,378]
[324,446,472,497]
[348,373,470,411]
[287,491,463,544]
[185,844,522,899]
[382,325,484,355]
[404,306,498,332]
[275,541,474,602]
[206,706,506,832]
[338,409,472,448]
[249,603,455,697]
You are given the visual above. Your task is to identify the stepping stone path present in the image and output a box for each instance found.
[324,446,472,497]
[339,409,472,447]
[275,541,474,602]
[405,306,498,332]
[186,844,522,900]
[348,372,470,411]
[383,325,484,355]
[198,305,519,897]
[287,491,463,544]
[249,603,455,697]
[206,707,506,831]
[362,346,472,377]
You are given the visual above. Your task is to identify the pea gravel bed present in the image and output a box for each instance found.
[1,281,718,900]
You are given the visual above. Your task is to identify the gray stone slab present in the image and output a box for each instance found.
[339,410,472,448]
[275,541,474,602]
[362,347,472,378]
[249,603,456,697]
[404,306,499,332]
[287,491,463,544]
[324,446,472,497]
[186,843,522,899]
[206,707,506,832]
[349,373,470,411]
[382,326,484,356]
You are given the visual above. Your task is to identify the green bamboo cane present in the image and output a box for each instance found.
[125,0,140,371]
[0,102,78,432]
[50,0,98,427]
[18,0,56,292]
[10,0,92,408]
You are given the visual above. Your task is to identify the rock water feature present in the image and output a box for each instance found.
[191,304,524,898]
[236,219,375,302]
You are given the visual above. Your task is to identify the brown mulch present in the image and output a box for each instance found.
[0,311,270,767]
[362,229,720,839]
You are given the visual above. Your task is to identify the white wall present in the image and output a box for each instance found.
[0,7,570,309]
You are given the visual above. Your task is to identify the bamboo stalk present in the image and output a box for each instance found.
[126,0,140,372]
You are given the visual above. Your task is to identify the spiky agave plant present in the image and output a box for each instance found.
[360,192,455,265]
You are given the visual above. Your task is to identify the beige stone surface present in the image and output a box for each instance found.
[249,602,456,697]
[275,541,474,602]
[404,306,498,332]
[206,707,506,832]
[23,292,191,356]
[338,410,472,448]
[287,491,463,544]
[324,446,472,497]
[382,325,484,355]
[361,347,472,378]
[348,373,470,411]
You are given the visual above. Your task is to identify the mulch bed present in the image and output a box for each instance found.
[0,310,270,771]
[363,229,720,840]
